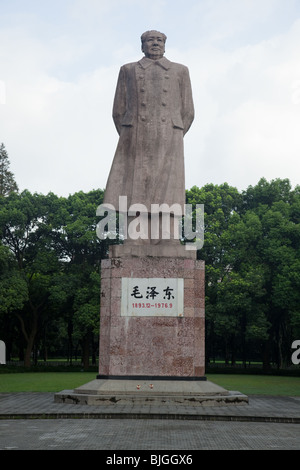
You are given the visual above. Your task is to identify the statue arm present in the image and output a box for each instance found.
[181,66,195,136]
[112,66,127,135]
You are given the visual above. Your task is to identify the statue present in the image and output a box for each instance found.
[103,31,194,245]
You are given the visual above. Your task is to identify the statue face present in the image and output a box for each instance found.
[142,33,165,59]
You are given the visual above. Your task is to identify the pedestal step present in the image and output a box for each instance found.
[54,379,248,407]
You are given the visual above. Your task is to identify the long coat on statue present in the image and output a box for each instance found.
[103,56,194,213]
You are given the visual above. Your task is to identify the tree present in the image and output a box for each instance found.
[243,181,300,368]
[48,190,104,368]
[0,188,107,367]
[0,190,62,366]
[186,183,247,363]
[0,243,28,359]
[72,270,100,369]
[1,176,298,369]
[0,243,28,314]
[186,179,300,369]
[0,143,18,197]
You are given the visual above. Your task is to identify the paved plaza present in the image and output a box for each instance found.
[0,392,299,450]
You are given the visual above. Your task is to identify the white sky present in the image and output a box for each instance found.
[0,0,299,196]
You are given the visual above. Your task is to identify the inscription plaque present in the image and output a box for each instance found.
[121,278,184,317]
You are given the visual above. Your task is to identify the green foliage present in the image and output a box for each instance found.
[0,170,299,370]
[187,178,300,368]
[0,143,18,197]
[0,243,28,313]
[0,187,106,368]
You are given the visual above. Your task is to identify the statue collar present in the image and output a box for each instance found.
[138,56,171,70]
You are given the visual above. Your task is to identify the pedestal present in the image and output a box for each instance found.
[98,255,205,379]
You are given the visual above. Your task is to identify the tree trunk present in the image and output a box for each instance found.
[16,309,38,368]
[91,333,96,365]
[67,320,73,365]
[24,329,37,368]
[82,334,90,370]
[262,339,271,372]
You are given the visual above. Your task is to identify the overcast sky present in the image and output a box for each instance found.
[1,0,299,197]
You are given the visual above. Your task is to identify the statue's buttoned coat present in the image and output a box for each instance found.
[103,56,194,212]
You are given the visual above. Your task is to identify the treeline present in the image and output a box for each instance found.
[0,146,299,369]
[188,179,300,369]
[0,188,112,368]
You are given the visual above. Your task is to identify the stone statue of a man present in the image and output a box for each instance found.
[103,30,194,244]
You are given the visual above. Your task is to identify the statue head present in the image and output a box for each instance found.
[141,30,167,60]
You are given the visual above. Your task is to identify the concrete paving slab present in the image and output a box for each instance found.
[0,393,300,450]
[0,418,299,450]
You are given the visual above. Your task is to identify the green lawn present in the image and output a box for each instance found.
[207,374,300,396]
[0,372,299,396]
[0,372,96,393]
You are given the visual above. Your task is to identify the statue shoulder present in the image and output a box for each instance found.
[170,62,190,73]
[120,61,139,71]
[159,57,189,74]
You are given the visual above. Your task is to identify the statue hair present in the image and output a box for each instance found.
[141,30,167,44]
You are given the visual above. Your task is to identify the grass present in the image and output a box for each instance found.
[0,372,96,393]
[207,374,300,396]
[0,371,299,395]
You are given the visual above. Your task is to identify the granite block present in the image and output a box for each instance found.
[99,256,205,378]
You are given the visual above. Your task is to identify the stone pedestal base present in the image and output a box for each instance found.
[99,256,205,378]
[54,378,248,406]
